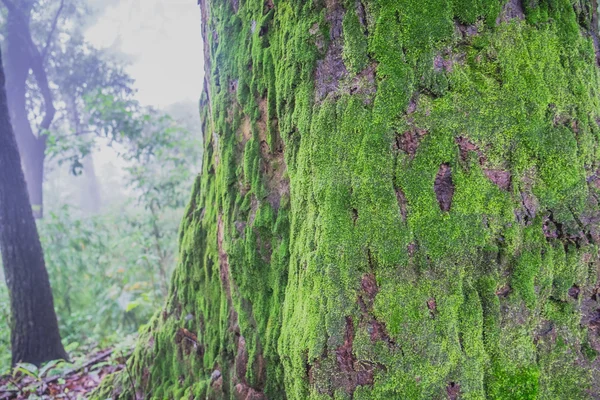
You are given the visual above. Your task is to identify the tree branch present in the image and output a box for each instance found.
[27,42,55,140]
[41,0,65,62]
[2,0,55,141]
[0,0,16,12]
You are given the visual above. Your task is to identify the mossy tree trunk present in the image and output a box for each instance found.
[96,0,600,398]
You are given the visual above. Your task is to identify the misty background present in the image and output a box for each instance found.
[0,0,206,372]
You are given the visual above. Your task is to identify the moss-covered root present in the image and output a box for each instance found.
[93,0,600,398]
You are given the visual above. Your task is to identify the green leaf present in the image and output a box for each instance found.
[13,363,38,379]
[39,359,65,377]
[125,301,140,312]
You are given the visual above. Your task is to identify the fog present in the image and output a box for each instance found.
[43,0,206,213]
[86,0,204,107]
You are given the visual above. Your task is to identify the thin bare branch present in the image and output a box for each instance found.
[41,0,65,62]
[27,43,55,139]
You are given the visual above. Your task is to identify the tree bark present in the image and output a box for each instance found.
[0,48,67,366]
[94,0,600,399]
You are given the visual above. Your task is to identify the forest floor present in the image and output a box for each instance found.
[0,348,130,399]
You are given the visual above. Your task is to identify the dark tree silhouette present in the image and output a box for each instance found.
[0,48,67,366]
[2,0,56,218]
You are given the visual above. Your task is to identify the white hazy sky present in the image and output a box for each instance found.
[86,0,205,108]
[83,0,205,181]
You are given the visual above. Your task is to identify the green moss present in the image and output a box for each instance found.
[488,364,540,400]
[342,5,368,74]
[92,0,600,398]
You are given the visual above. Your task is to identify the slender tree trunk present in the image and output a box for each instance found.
[0,48,67,366]
[3,3,44,218]
[20,140,45,219]
[81,154,101,214]
[94,1,600,399]
[2,0,56,219]
[65,94,102,214]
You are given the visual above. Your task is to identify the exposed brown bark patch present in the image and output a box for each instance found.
[248,195,259,227]
[588,168,600,190]
[315,0,347,101]
[236,335,249,382]
[447,382,461,400]
[427,298,437,318]
[395,128,427,157]
[433,50,466,74]
[569,285,581,300]
[516,172,538,225]
[234,383,267,400]
[336,317,355,374]
[229,79,239,93]
[213,131,221,167]
[434,54,454,73]
[306,274,391,396]
[240,116,252,144]
[408,242,418,257]
[455,20,479,39]
[592,283,600,302]
[211,370,224,392]
[496,0,525,25]
[395,186,408,222]
[456,136,484,164]
[331,317,376,394]
[585,307,600,334]
[407,94,419,114]
[235,220,247,237]
[358,274,395,345]
[435,163,454,212]
[484,169,511,191]
[175,328,203,357]
[346,63,377,104]
[256,97,289,210]
[455,136,511,190]
[356,0,367,27]
[542,211,594,248]
[534,319,556,346]
[361,273,379,302]
[496,285,512,298]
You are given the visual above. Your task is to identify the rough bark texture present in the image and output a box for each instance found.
[0,48,67,366]
[95,0,600,398]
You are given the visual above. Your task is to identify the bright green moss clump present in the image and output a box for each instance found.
[93,0,600,398]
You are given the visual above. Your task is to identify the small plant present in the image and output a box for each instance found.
[5,359,68,398]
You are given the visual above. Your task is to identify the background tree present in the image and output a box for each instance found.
[0,0,203,379]
[1,0,133,218]
[0,99,202,371]
[2,0,55,218]
[0,48,67,366]
[94,0,600,399]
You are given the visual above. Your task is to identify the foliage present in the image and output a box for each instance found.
[0,345,134,399]
[0,102,201,373]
